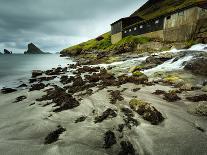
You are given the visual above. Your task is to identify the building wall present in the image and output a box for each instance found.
[137,30,164,40]
[123,17,164,38]
[111,32,122,44]
[111,21,122,35]
[163,7,207,41]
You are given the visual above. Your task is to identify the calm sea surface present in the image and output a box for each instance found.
[0,54,73,88]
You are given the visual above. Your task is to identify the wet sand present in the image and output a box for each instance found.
[0,82,206,155]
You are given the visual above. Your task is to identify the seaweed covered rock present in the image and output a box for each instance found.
[163,92,181,102]
[32,70,43,78]
[44,126,66,144]
[30,83,46,91]
[1,88,17,94]
[109,90,124,104]
[103,130,117,148]
[94,108,117,123]
[74,116,87,123]
[121,107,139,129]
[36,86,80,112]
[129,98,164,125]
[186,94,207,102]
[13,95,27,103]
[118,141,135,155]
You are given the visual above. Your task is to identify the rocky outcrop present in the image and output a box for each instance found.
[24,43,45,54]
[4,49,12,54]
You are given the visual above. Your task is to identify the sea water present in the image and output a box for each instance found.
[0,54,73,88]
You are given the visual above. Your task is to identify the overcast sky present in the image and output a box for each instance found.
[0,0,146,53]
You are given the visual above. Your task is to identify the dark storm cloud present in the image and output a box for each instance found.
[0,0,147,53]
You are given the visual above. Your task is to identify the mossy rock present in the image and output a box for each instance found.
[129,98,164,125]
[129,98,147,110]
[132,71,144,77]
[129,66,144,73]
[163,75,181,84]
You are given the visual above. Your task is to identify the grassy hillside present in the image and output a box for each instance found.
[61,32,150,55]
[131,0,206,19]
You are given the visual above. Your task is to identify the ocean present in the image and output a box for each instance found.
[0,54,73,89]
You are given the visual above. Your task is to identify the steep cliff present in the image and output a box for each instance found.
[24,43,45,54]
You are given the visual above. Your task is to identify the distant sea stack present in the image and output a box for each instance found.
[24,43,45,54]
[4,49,12,54]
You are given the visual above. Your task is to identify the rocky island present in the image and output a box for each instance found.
[24,43,47,54]
[4,49,12,54]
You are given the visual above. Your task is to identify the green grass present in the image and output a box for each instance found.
[62,33,150,54]
[108,35,150,50]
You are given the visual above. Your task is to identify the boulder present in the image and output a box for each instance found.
[129,98,164,125]
[184,58,207,76]
[1,88,17,94]
[103,130,117,148]
[24,43,45,54]
[163,92,181,102]
[32,70,43,78]
[44,126,66,144]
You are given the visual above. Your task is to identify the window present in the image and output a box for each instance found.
[134,27,137,31]
[167,15,171,20]
[140,25,143,29]
[178,11,184,16]
[155,20,159,24]
[129,29,132,32]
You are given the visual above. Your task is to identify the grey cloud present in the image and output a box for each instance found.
[0,0,147,53]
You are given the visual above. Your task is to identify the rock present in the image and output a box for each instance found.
[4,49,12,54]
[131,88,141,92]
[95,36,104,41]
[103,130,117,148]
[121,107,139,129]
[44,126,66,144]
[77,66,100,74]
[184,58,207,76]
[180,83,193,91]
[201,85,207,92]
[13,95,27,103]
[186,94,207,102]
[109,90,124,104]
[32,70,43,78]
[72,76,85,87]
[30,83,46,91]
[94,108,117,123]
[17,83,27,88]
[152,90,166,95]
[129,66,143,73]
[75,116,87,123]
[117,124,125,132]
[60,76,74,85]
[118,141,135,155]
[163,92,181,102]
[24,43,45,54]
[132,71,144,77]
[37,86,80,112]
[45,67,67,75]
[1,88,17,94]
[129,98,164,125]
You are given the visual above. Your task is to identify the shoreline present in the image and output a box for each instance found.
[0,46,207,154]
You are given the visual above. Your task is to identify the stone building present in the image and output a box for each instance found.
[111,1,207,44]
